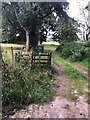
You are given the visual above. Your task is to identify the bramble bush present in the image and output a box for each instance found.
[56,42,89,61]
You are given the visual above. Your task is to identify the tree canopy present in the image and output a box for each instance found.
[1,2,78,50]
[52,19,79,42]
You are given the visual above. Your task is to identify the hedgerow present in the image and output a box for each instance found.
[56,42,89,61]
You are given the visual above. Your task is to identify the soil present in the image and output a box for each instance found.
[6,59,88,119]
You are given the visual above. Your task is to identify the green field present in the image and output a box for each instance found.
[1,43,24,62]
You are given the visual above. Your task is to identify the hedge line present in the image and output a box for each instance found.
[56,41,89,61]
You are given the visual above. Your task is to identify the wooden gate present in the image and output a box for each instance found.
[31,52,52,68]
[15,52,52,68]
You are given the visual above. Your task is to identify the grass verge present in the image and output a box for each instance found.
[75,58,89,70]
[52,54,88,101]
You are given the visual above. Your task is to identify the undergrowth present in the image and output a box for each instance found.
[2,62,56,112]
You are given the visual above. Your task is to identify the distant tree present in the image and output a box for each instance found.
[52,18,79,43]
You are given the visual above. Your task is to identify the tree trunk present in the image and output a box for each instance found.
[26,30,30,51]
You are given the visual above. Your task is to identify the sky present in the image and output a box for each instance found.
[48,0,90,40]
[67,0,90,39]
[67,0,89,21]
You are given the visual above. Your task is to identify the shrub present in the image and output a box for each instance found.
[56,42,89,61]
[84,40,90,47]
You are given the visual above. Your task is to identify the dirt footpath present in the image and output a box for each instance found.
[9,60,88,119]
[53,51,88,80]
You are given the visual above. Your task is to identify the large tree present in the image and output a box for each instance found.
[1,2,70,51]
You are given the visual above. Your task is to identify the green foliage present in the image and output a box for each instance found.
[1,2,69,46]
[84,40,90,47]
[56,42,89,61]
[75,58,88,70]
[52,20,79,42]
[2,63,56,109]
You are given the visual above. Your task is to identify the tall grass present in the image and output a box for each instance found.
[3,63,56,109]
[2,43,57,112]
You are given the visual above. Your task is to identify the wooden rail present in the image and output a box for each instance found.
[31,52,52,68]
[15,52,52,68]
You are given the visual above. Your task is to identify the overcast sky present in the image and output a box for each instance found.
[66,0,89,39]
[67,0,89,22]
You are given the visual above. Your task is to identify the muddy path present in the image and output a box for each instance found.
[52,51,88,80]
[6,59,88,119]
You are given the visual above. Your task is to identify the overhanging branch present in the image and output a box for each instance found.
[7,17,17,30]
[11,2,26,31]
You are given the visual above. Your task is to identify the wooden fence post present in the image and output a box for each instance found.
[18,52,20,63]
[11,47,14,64]
[15,53,17,62]
[39,53,41,67]
[15,52,20,63]
[48,53,52,66]
[31,52,33,68]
